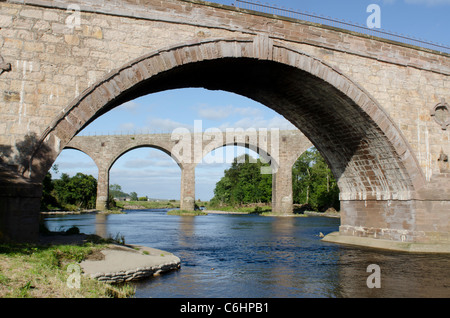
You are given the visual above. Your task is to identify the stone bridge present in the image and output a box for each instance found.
[0,0,449,248]
[65,129,312,212]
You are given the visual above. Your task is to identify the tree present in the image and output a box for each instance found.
[40,172,59,211]
[292,148,339,211]
[109,184,129,198]
[211,154,272,206]
[53,173,97,209]
[210,149,339,212]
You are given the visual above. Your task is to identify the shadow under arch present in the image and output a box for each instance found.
[29,36,424,205]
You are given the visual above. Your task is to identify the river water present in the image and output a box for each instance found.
[43,209,450,298]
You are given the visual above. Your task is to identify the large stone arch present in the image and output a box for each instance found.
[29,37,423,200]
[26,36,429,243]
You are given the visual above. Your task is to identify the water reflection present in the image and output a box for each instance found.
[43,210,450,298]
[95,213,108,238]
[336,249,450,297]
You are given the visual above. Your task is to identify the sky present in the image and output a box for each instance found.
[53,0,450,201]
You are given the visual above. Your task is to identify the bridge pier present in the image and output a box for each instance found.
[323,196,450,252]
[96,167,109,211]
[180,163,196,211]
[272,164,293,215]
[0,170,41,242]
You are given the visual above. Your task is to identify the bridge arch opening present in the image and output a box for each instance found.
[109,147,181,203]
[42,148,98,211]
[198,144,272,207]
[31,38,423,205]
[26,37,430,242]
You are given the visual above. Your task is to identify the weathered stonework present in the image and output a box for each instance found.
[0,0,448,247]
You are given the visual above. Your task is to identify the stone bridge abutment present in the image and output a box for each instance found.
[0,0,448,250]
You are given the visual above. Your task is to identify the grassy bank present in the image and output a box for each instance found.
[167,209,208,216]
[114,200,180,210]
[205,204,272,214]
[0,240,134,298]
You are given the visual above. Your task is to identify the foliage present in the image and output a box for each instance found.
[210,154,272,207]
[114,200,179,210]
[292,148,340,211]
[167,209,208,216]
[210,149,340,212]
[53,173,98,209]
[41,172,97,211]
[109,184,129,199]
[130,191,138,201]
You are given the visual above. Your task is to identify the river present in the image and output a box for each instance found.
[43,209,450,298]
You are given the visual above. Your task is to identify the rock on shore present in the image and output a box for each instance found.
[80,244,181,284]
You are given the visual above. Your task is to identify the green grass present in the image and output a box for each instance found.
[167,209,208,216]
[0,240,135,298]
[206,204,272,214]
[114,200,180,210]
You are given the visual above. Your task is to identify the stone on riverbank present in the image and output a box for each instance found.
[80,244,181,284]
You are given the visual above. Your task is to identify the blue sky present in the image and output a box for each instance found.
[53,0,449,201]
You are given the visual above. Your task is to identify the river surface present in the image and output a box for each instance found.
[43,209,450,298]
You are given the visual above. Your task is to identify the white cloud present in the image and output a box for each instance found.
[118,101,140,112]
[196,104,234,120]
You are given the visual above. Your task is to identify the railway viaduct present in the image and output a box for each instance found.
[65,129,312,212]
[0,0,449,248]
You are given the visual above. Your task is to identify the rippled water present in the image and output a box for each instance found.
[43,210,450,298]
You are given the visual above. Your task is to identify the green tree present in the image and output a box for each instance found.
[211,150,339,212]
[40,172,59,211]
[109,184,129,198]
[292,148,339,211]
[53,173,97,209]
[211,154,272,206]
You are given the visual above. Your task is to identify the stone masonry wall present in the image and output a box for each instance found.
[0,0,448,243]
[0,0,448,182]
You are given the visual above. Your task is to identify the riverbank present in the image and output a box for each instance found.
[0,233,180,298]
[204,208,340,218]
